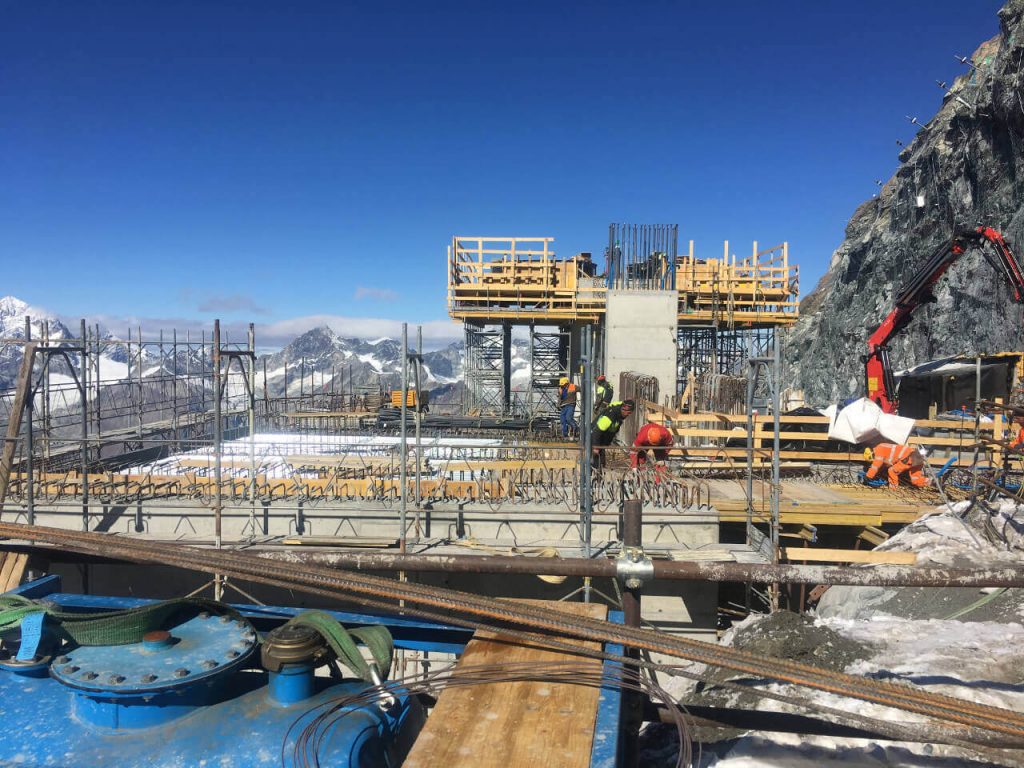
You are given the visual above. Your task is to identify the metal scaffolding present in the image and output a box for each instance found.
[677,326,777,387]
[526,324,571,418]
[463,322,510,415]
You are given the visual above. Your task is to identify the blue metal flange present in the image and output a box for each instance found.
[50,612,258,729]
[51,613,257,695]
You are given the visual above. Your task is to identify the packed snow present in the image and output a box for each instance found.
[677,503,1024,767]
[126,432,503,480]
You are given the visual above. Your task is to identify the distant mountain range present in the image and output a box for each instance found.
[0,296,535,402]
[0,296,143,391]
[259,326,468,397]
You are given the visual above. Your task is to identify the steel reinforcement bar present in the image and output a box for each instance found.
[4,521,1024,743]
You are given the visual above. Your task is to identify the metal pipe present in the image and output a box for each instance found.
[172,328,178,452]
[248,550,1024,588]
[581,325,593,563]
[414,325,422,523]
[620,497,643,767]
[136,325,143,440]
[399,323,408,553]
[80,319,89,532]
[41,321,49,464]
[248,323,258,537]
[213,320,223,600]
[25,316,34,526]
[771,338,781,561]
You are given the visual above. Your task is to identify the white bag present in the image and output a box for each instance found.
[827,397,917,446]
[828,398,881,444]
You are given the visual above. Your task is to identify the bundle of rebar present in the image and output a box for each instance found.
[3,521,1024,753]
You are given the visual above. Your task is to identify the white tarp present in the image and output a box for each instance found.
[827,397,915,446]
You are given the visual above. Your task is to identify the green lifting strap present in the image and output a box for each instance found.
[281,610,393,683]
[0,596,244,647]
[0,598,394,685]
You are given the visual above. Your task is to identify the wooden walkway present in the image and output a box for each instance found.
[403,600,608,768]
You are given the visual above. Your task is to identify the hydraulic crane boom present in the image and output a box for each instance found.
[865,226,1024,413]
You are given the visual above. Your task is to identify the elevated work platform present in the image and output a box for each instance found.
[448,236,799,328]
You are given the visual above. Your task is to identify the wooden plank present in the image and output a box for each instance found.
[656,411,995,431]
[283,411,376,418]
[664,447,976,467]
[782,548,917,564]
[404,600,607,768]
[0,342,37,509]
[439,460,579,472]
[280,536,397,548]
[0,552,27,592]
[658,426,992,448]
[0,553,17,592]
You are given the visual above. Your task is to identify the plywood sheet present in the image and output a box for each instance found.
[404,599,608,768]
[0,552,28,593]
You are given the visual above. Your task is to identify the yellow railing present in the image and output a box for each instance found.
[448,236,800,325]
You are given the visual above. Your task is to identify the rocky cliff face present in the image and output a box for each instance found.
[788,1,1024,405]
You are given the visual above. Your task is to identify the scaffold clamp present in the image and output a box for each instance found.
[616,547,653,590]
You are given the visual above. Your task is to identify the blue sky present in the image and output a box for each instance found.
[0,1,1006,346]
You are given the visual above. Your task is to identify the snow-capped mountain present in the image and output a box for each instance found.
[0,296,155,391]
[258,326,470,396]
[0,296,537,402]
[0,296,75,390]
[0,296,72,342]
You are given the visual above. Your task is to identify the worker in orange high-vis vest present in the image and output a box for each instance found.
[863,442,930,488]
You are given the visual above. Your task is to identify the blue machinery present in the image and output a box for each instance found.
[0,575,624,767]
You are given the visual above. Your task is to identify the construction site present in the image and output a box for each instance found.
[2,216,1024,768]
[7,0,1024,763]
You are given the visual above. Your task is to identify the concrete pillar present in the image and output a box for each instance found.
[604,289,678,400]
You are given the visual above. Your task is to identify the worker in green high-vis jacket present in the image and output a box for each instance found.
[591,399,634,468]
[593,374,613,416]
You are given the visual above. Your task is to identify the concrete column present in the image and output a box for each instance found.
[604,289,678,400]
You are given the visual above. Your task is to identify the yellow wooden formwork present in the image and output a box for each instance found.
[447,236,799,327]
[643,400,1012,469]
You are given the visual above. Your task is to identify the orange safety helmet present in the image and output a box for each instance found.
[652,424,671,442]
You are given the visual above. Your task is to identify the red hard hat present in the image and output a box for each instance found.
[597,374,606,381]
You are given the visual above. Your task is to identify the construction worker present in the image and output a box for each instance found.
[594,374,613,416]
[863,442,930,488]
[631,422,674,479]
[591,399,635,467]
[558,376,578,439]
[1009,415,1024,452]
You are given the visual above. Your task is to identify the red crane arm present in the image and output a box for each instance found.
[865,226,1024,414]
